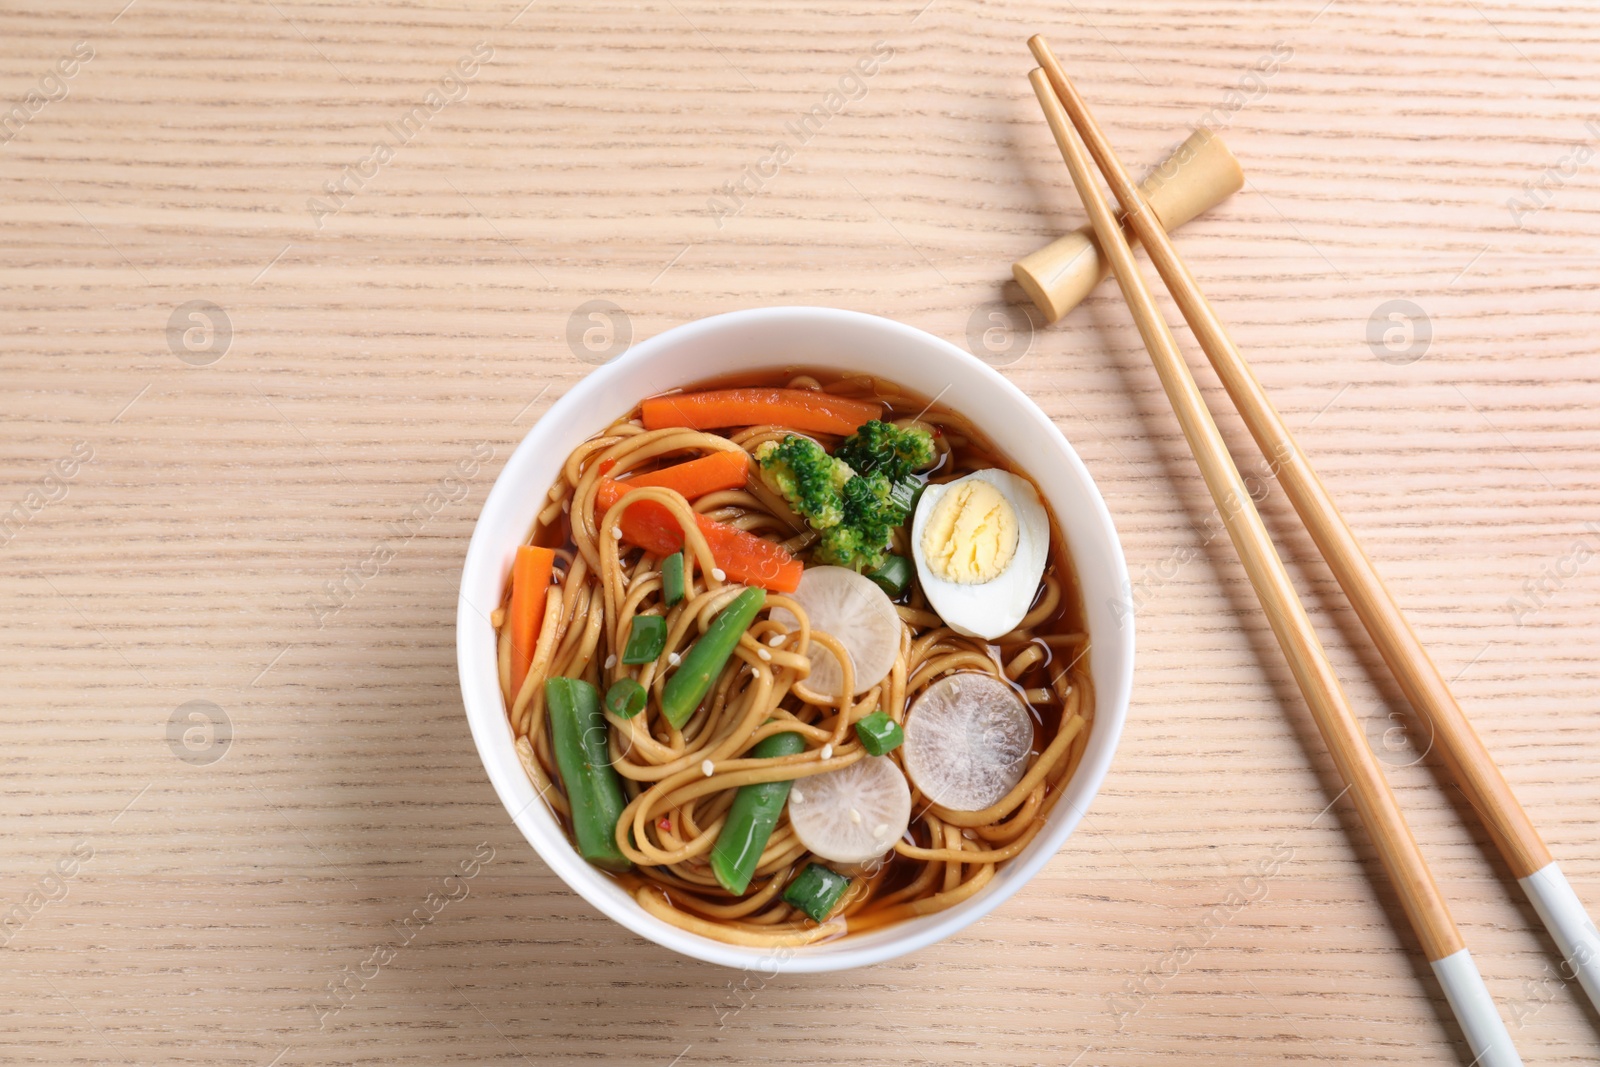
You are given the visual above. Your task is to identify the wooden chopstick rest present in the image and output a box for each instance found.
[1013,127,1243,323]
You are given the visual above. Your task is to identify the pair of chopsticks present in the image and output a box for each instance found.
[1027,35,1600,1066]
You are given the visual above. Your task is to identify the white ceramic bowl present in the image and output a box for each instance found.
[457,307,1133,972]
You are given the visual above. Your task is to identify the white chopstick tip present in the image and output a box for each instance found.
[1519,862,1600,1014]
[1430,948,1524,1067]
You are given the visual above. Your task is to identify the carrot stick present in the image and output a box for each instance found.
[508,545,556,698]
[598,450,750,505]
[640,388,884,436]
[596,479,803,593]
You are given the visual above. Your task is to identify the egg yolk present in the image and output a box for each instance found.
[921,479,1019,584]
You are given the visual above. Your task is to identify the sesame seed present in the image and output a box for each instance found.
[757,648,772,662]
[610,526,623,540]
[604,654,616,669]
[768,634,785,647]
[711,567,726,581]
[820,744,833,760]
[873,823,889,837]
[792,788,805,804]
[667,651,681,666]
[701,760,714,777]
[849,808,862,824]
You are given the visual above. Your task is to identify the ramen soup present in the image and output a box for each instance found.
[493,370,1091,947]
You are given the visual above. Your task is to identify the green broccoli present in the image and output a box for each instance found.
[833,420,936,482]
[814,474,902,572]
[755,436,852,529]
[758,430,925,574]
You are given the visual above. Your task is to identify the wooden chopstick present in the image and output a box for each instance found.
[1029,33,1600,1025]
[1025,44,1523,1067]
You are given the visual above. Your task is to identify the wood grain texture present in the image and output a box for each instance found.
[3,1,1599,1064]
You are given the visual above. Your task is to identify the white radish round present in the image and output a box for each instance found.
[771,565,900,698]
[787,757,911,864]
[903,672,1034,811]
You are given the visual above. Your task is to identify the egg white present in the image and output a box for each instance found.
[910,468,1050,640]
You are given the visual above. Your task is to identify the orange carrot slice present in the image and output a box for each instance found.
[595,478,803,593]
[640,388,884,436]
[508,545,556,698]
[598,450,750,504]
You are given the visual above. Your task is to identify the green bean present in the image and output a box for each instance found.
[621,614,667,664]
[661,551,685,606]
[660,587,765,728]
[783,863,851,922]
[545,676,631,872]
[709,730,806,894]
[885,474,920,519]
[853,709,904,755]
[865,554,914,599]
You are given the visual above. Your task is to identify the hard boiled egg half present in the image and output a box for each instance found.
[910,468,1049,640]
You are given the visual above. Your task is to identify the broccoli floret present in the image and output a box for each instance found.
[759,432,923,574]
[834,420,936,481]
[814,527,879,571]
[755,436,852,529]
[813,474,902,572]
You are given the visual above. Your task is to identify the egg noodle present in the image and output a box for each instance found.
[493,374,1092,946]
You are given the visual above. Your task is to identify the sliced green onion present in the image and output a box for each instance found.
[865,554,913,599]
[545,677,631,872]
[661,551,685,606]
[604,677,647,719]
[660,587,766,729]
[853,710,904,756]
[709,730,806,894]
[621,614,667,664]
[782,862,851,922]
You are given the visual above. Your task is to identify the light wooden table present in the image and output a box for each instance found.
[4,1,1598,1064]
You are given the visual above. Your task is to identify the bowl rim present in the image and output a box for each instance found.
[456,306,1134,972]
